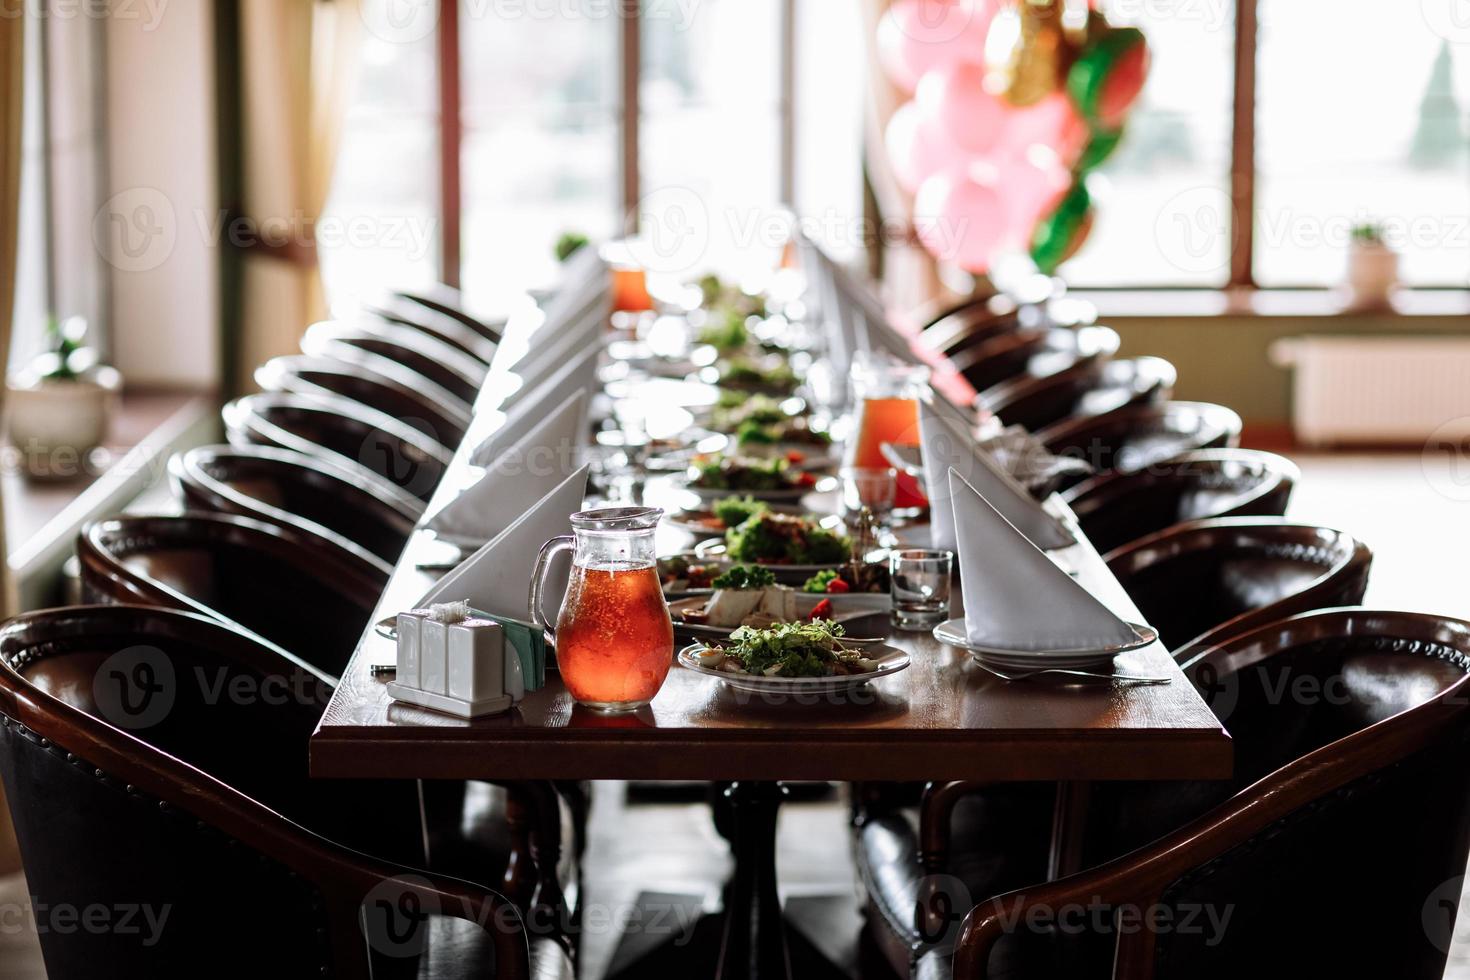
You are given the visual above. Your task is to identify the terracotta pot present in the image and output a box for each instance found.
[5,367,122,480]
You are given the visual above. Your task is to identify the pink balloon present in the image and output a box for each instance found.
[998,149,1072,233]
[998,91,1088,167]
[920,60,1009,154]
[886,101,963,194]
[913,172,1007,273]
[878,0,996,94]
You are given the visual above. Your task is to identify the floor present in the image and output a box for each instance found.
[1,451,1468,978]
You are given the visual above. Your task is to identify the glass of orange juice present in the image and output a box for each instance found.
[530,507,673,713]
[848,360,930,510]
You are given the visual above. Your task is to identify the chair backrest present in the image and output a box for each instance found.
[223,391,450,505]
[1064,448,1298,555]
[917,297,1023,358]
[949,327,1053,393]
[975,326,1121,431]
[302,319,485,405]
[395,282,504,345]
[0,605,490,979]
[956,610,1470,980]
[78,513,383,679]
[364,300,496,366]
[1039,400,1243,476]
[169,444,418,570]
[1107,518,1372,658]
[256,353,470,451]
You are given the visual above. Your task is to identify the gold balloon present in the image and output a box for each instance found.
[989,0,1094,107]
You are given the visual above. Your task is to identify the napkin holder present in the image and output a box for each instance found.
[388,602,539,717]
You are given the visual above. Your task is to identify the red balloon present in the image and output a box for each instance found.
[877,0,996,94]
[913,171,1008,273]
[921,60,1009,154]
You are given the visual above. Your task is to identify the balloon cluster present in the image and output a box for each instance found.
[879,0,1148,274]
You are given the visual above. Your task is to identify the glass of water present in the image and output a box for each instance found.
[889,549,953,631]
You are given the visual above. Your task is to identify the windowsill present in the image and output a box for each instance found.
[5,389,217,609]
[1069,288,1470,321]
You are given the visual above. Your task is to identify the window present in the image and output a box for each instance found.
[325,0,867,306]
[1063,0,1470,289]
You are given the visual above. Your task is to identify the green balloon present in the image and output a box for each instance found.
[1078,127,1124,172]
[1030,183,1093,274]
[1068,26,1147,128]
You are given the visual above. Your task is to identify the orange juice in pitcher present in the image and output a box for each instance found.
[849,362,929,509]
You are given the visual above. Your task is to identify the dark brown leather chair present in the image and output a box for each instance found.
[1063,449,1299,556]
[396,283,505,346]
[1040,401,1242,477]
[364,294,498,365]
[223,391,451,506]
[0,604,573,979]
[856,522,1372,976]
[256,353,471,451]
[919,303,1024,360]
[302,319,485,406]
[169,444,419,572]
[926,610,1470,980]
[1107,518,1372,660]
[948,328,1057,393]
[78,512,384,679]
[977,346,1166,436]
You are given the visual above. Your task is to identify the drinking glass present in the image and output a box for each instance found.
[531,507,673,713]
[840,466,897,529]
[889,548,953,631]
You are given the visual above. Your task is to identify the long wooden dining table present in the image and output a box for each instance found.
[309,350,1233,979]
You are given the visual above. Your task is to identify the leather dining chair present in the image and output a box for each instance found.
[78,512,384,680]
[1039,401,1242,477]
[0,604,574,979]
[1062,449,1299,556]
[364,294,498,366]
[395,283,505,346]
[302,318,486,406]
[168,443,419,572]
[223,391,451,506]
[856,522,1371,977]
[920,609,1470,980]
[917,297,1024,360]
[255,352,471,451]
[980,352,1172,434]
[947,327,1059,394]
[1106,518,1372,660]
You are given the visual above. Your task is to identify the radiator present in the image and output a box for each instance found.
[1270,336,1470,446]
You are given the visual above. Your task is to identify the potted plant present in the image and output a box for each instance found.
[6,316,122,480]
[1344,222,1399,312]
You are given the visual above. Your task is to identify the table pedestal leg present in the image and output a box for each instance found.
[716,781,791,980]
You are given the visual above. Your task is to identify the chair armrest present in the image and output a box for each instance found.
[915,781,994,943]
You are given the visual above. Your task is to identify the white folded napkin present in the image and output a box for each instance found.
[425,391,586,543]
[824,252,919,364]
[949,468,1139,651]
[508,302,607,398]
[471,385,588,469]
[419,465,590,622]
[920,395,1074,552]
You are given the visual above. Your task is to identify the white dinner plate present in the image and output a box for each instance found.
[682,484,814,504]
[667,594,877,641]
[931,618,1159,670]
[677,642,910,696]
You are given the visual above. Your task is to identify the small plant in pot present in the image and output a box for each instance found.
[6,316,122,481]
[1344,221,1399,312]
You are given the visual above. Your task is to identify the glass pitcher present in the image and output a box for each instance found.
[848,357,930,509]
[530,506,673,713]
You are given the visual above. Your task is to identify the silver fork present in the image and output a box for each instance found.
[972,660,1172,686]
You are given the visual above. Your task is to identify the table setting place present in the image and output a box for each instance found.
[363,246,1169,723]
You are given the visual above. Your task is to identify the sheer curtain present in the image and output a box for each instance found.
[0,0,23,874]
[237,0,363,391]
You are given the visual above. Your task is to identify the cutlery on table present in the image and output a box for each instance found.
[972,660,1172,686]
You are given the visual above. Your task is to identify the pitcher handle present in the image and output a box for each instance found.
[529,535,575,644]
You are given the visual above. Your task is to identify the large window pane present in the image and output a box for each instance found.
[1255,0,1470,286]
[320,19,439,306]
[795,0,865,262]
[640,0,783,279]
[1057,0,1236,287]
[461,1,620,301]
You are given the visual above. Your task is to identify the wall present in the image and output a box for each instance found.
[103,0,218,389]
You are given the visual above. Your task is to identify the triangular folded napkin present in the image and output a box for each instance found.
[426,392,586,544]
[919,396,1073,552]
[419,465,590,623]
[471,361,593,468]
[507,302,605,399]
[949,469,1139,651]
